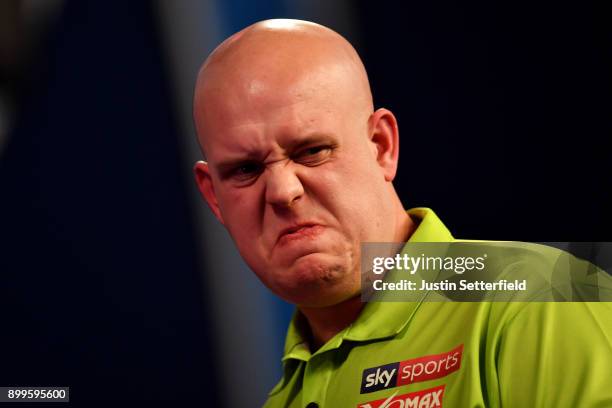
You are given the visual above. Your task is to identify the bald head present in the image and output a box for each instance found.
[193,19,373,153]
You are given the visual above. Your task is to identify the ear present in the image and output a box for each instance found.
[193,160,225,225]
[368,108,400,182]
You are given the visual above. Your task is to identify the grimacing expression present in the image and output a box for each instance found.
[193,22,400,307]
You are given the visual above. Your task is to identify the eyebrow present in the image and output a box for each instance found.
[214,154,261,177]
[285,133,337,153]
[214,133,337,173]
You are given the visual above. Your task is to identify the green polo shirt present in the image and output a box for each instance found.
[264,208,612,408]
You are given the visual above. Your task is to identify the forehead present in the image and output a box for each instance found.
[195,66,358,161]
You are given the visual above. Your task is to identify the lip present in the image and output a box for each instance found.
[277,223,323,246]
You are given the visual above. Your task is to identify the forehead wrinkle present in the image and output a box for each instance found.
[212,125,270,158]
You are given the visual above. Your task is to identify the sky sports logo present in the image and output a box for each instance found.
[360,345,463,394]
[358,385,445,408]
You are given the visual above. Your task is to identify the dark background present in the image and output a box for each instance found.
[0,2,219,406]
[355,1,611,241]
[0,1,609,406]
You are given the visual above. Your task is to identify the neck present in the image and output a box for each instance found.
[298,294,365,350]
[395,205,417,242]
[392,194,417,242]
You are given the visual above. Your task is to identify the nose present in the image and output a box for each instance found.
[264,162,304,208]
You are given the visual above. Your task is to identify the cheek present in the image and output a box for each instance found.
[219,190,268,272]
[306,166,367,225]
[307,156,385,234]
[217,186,262,239]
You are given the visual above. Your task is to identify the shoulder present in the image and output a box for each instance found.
[491,301,612,406]
[452,240,612,301]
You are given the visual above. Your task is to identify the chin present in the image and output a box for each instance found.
[293,252,347,282]
[270,255,359,306]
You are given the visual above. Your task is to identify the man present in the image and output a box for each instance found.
[193,19,612,407]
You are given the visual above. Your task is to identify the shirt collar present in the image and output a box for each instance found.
[282,208,454,360]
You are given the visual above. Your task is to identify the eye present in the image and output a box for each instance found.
[295,145,333,166]
[231,162,263,182]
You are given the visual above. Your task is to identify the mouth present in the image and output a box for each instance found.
[277,223,324,246]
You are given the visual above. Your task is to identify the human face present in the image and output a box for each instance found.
[194,70,395,307]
